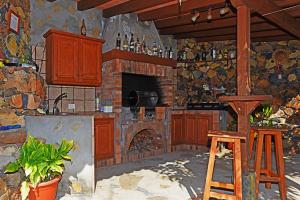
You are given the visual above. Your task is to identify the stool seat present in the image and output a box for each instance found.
[203,130,243,200]
[208,130,246,140]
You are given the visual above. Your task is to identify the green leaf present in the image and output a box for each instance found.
[50,164,63,174]
[5,162,20,173]
[20,181,30,200]
[62,155,72,160]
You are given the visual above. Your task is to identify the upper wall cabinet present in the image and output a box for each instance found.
[44,29,105,86]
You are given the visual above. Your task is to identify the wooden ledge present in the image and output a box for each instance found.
[103,49,177,68]
[219,95,273,102]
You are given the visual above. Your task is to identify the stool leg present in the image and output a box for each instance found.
[233,139,243,200]
[265,135,272,189]
[249,129,255,161]
[203,137,218,200]
[255,133,264,196]
[275,134,287,200]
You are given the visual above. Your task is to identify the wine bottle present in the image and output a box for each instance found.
[136,38,141,53]
[152,42,158,56]
[169,47,174,59]
[123,34,129,51]
[129,33,135,52]
[116,33,121,50]
[81,19,86,36]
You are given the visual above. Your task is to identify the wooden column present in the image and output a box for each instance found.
[236,5,251,173]
[237,5,251,96]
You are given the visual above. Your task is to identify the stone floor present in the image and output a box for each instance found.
[61,148,300,200]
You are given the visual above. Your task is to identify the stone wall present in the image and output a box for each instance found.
[30,0,104,46]
[0,0,31,61]
[175,39,300,108]
[0,67,46,197]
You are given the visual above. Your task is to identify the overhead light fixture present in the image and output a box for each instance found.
[191,11,200,23]
[220,3,230,16]
[207,8,212,21]
[178,0,182,6]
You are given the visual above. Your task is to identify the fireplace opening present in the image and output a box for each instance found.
[122,73,162,107]
[128,129,163,154]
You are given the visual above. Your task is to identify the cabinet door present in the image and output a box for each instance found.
[185,114,197,144]
[79,39,102,86]
[196,114,212,145]
[171,114,184,145]
[51,34,79,84]
[94,118,114,160]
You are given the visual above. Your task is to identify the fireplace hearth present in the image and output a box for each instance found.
[96,50,176,166]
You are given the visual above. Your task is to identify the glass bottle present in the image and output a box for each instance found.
[211,46,217,60]
[129,33,135,52]
[152,42,158,56]
[164,47,169,58]
[135,38,141,53]
[141,36,146,54]
[81,19,86,36]
[123,34,129,51]
[116,33,121,50]
[169,47,174,59]
[158,45,163,57]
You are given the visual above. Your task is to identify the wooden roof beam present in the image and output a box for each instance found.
[103,0,173,18]
[155,8,236,29]
[230,0,300,38]
[138,0,225,21]
[78,0,111,11]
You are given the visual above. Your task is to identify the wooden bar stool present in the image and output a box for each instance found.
[203,130,245,200]
[253,128,287,200]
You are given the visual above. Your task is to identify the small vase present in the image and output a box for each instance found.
[28,176,61,200]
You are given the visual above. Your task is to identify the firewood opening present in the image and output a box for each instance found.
[128,129,163,154]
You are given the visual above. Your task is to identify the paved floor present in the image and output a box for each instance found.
[61,148,300,200]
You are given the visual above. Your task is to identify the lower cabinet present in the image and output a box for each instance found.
[171,113,213,146]
[94,118,114,160]
[171,114,185,145]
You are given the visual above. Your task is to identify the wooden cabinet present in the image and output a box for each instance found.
[44,29,104,86]
[94,118,114,160]
[171,114,185,145]
[171,113,213,146]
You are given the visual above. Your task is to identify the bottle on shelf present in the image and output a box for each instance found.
[201,50,207,61]
[135,37,141,53]
[152,41,158,56]
[141,36,146,54]
[158,45,163,57]
[169,47,174,59]
[80,19,87,36]
[182,48,187,61]
[223,48,228,59]
[164,46,169,58]
[129,33,135,52]
[211,46,217,60]
[116,33,121,50]
[123,34,129,51]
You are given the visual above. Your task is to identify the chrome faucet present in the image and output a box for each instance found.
[53,93,67,115]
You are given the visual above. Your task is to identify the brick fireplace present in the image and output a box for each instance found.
[96,50,176,166]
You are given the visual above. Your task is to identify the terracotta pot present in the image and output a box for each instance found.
[28,176,61,200]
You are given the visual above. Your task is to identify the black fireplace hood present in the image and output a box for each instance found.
[122,73,162,107]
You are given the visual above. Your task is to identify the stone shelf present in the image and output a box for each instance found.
[103,49,177,68]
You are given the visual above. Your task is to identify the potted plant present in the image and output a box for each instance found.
[5,135,74,200]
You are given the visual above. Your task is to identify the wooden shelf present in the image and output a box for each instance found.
[103,49,177,68]
[177,58,236,64]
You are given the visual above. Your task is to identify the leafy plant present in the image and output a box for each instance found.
[5,135,74,200]
[251,104,277,127]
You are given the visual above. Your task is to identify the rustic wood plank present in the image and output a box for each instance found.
[78,0,112,11]
[138,0,225,21]
[103,0,172,18]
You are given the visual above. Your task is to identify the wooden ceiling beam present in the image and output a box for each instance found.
[229,0,300,38]
[77,0,111,11]
[155,8,236,29]
[103,0,173,18]
[274,0,300,7]
[174,23,280,39]
[159,15,266,35]
[138,0,225,21]
[195,32,292,42]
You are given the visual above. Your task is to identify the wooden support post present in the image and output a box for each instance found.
[237,5,251,96]
[236,5,251,174]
